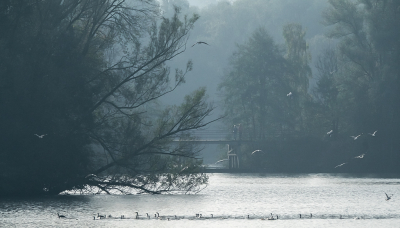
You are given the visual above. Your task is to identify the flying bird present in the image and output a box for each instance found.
[192,41,209,47]
[385,192,393,201]
[34,134,47,138]
[354,154,365,159]
[287,92,292,97]
[368,131,378,136]
[350,133,362,140]
[215,159,228,164]
[327,130,333,137]
[335,163,346,168]
[180,166,189,172]
[335,153,366,169]
[251,150,263,155]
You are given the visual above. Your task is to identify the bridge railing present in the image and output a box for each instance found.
[173,129,292,141]
[174,129,230,141]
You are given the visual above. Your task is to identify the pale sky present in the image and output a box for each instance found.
[187,0,236,8]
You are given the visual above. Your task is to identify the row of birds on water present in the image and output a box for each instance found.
[56,210,396,220]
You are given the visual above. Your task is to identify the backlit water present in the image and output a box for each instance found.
[1,173,400,227]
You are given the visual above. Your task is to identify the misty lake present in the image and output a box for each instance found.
[1,173,400,228]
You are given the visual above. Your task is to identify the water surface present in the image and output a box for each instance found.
[1,173,399,227]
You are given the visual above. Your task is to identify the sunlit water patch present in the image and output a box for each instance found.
[1,173,400,227]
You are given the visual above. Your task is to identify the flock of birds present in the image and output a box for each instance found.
[53,212,304,220]
[285,90,378,170]
[328,129,378,169]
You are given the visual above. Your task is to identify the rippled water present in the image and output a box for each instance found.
[1,173,400,227]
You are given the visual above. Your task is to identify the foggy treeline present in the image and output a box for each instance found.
[163,0,400,173]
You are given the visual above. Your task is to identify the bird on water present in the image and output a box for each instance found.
[57,213,66,218]
[268,213,276,220]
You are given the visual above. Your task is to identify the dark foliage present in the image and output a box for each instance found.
[0,0,217,196]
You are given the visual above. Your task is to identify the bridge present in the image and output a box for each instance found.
[172,139,254,144]
[172,129,256,169]
[175,129,232,141]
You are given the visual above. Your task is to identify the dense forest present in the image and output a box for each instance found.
[161,0,400,173]
[217,0,400,173]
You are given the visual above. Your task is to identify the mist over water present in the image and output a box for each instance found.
[2,1,400,227]
[2,173,399,227]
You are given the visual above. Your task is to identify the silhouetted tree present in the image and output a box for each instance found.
[0,0,218,196]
